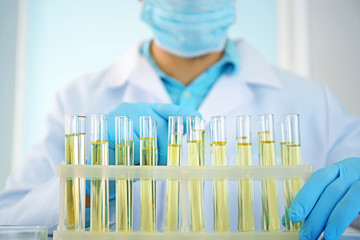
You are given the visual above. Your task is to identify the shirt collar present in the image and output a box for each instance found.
[105,38,282,90]
[140,39,240,86]
[220,39,240,74]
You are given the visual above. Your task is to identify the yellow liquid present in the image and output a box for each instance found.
[115,143,133,232]
[211,142,230,232]
[140,138,156,232]
[259,139,280,231]
[284,144,303,231]
[90,142,109,232]
[65,134,80,230]
[236,142,255,232]
[165,144,181,232]
[78,133,86,229]
[130,140,134,165]
[281,143,292,231]
[200,130,206,166]
[187,140,205,232]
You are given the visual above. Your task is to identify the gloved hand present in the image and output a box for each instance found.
[106,102,201,166]
[289,157,360,240]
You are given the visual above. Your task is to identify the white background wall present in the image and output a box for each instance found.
[309,0,360,116]
[0,0,18,189]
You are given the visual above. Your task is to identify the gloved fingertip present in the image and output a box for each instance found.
[299,229,311,240]
[289,203,305,222]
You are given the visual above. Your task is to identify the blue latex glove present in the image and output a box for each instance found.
[289,157,360,240]
[86,102,201,200]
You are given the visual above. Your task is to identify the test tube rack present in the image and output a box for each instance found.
[53,163,312,240]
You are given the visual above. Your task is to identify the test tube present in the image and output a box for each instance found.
[280,121,291,231]
[165,116,183,232]
[236,115,255,232]
[64,115,80,230]
[129,119,134,166]
[210,116,230,232]
[187,116,205,232]
[153,120,158,164]
[200,119,206,166]
[115,116,133,232]
[259,114,280,231]
[140,116,157,232]
[78,116,86,230]
[90,114,109,232]
[285,114,303,231]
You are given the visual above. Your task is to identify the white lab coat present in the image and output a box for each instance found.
[0,39,359,232]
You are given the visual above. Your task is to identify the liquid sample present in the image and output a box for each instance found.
[65,134,80,230]
[284,144,303,231]
[129,140,134,165]
[165,142,181,232]
[211,141,230,232]
[237,141,255,232]
[116,143,133,232]
[90,142,109,232]
[188,139,205,232]
[200,130,206,166]
[140,138,156,232]
[281,143,292,231]
[259,139,280,231]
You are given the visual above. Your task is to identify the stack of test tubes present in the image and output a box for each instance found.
[56,113,311,240]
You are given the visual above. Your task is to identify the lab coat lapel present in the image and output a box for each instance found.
[126,55,172,103]
[105,42,172,104]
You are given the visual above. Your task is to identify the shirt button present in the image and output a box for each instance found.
[184,91,191,99]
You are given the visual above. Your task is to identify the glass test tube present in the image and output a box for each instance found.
[200,119,206,167]
[259,114,280,231]
[78,116,86,230]
[285,114,303,231]
[115,116,133,232]
[140,116,157,232]
[210,116,230,232]
[64,115,80,230]
[236,115,255,232]
[153,120,158,164]
[90,114,109,232]
[279,121,290,231]
[187,116,205,232]
[165,116,183,232]
[129,119,134,166]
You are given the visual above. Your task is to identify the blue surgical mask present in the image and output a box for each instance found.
[141,0,235,58]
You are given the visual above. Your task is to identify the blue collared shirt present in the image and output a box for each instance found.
[140,39,240,110]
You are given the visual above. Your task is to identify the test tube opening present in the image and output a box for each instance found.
[285,114,301,146]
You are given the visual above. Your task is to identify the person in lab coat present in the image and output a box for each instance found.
[1,0,360,239]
